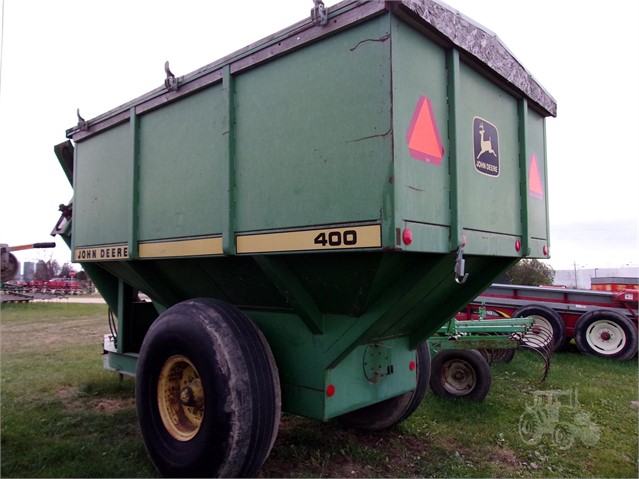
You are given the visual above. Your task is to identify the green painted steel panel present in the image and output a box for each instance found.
[391,17,450,240]
[325,338,415,418]
[139,85,228,240]
[73,124,131,247]
[458,64,521,243]
[138,87,226,241]
[104,351,137,376]
[234,17,393,233]
[526,109,550,243]
[249,311,327,391]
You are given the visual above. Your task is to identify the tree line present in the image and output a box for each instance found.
[33,258,88,282]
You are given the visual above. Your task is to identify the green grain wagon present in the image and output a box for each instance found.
[52,0,556,476]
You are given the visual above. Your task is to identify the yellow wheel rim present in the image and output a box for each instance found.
[157,355,205,441]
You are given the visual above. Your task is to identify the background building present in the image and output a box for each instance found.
[554,266,639,289]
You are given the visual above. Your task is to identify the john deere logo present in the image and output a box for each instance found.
[473,117,499,177]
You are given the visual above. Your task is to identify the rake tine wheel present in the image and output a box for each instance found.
[518,327,553,382]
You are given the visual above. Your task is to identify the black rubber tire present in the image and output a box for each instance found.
[429,349,491,401]
[574,309,638,361]
[337,342,431,431]
[136,298,281,478]
[513,304,566,352]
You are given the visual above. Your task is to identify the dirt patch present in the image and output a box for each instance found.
[260,416,435,477]
[89,397,136,413]
[488,446,521,467]
[57,386,84,410]
[56,386,135,414]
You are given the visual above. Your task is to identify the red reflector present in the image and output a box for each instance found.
[515,240,521,252]
[326,385,335,397]
[402,229,413,245]
[543,245,549,256]
[409,361,416,371]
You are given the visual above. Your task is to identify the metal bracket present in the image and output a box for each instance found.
[76,109,88,131]
[164,61,179,92]
[454,247,469,284]
[51,202,73,236]
[311,0,328,26]
[363,343,393,384]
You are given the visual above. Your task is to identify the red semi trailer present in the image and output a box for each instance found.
[457,284,638,361]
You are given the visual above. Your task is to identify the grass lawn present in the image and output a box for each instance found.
[1,303,637,477]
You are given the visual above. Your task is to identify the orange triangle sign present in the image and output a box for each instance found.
[406,96,444,165]
[529,154,543,199]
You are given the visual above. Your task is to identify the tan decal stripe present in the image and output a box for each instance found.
[138,237,223,258]
[236,225,381,254]
[74,244,129,262]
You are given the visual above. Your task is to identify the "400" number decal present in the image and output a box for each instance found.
[313,230,358,247]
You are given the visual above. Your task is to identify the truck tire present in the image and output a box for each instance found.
[513,304,566,352]
[429,349,491,401]
[136,298,281,478]
[337,342,430,430]
[574,309,638,361]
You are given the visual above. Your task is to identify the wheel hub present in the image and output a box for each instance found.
[442,360,476,395]
[180,379,204,408]
[452,369,466,381]
[157,355,205,441]
[599,330,612,341]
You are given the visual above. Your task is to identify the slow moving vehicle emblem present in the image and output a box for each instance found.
[529,154,544,199]
[473,117,499,177]
[406,96,444,165]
